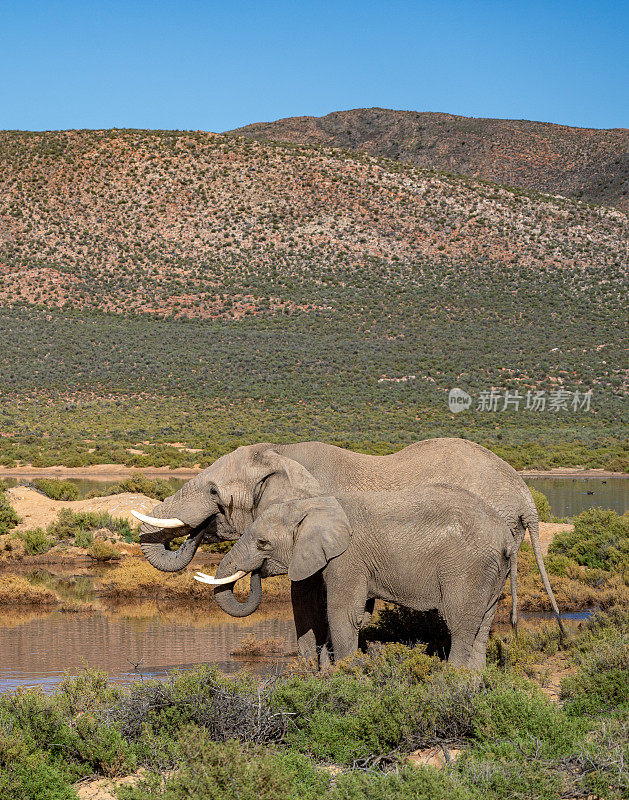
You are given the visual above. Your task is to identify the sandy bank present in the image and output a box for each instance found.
[1,464,626,482]
[7,487,156,531]
[0,464,201,480]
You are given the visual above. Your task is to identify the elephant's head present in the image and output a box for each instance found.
[195,496,352,617]
[132,444,322,575]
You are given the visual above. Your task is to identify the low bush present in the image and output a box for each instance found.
[88,473,175,502]
[529,487,551,522]
[549,507,629,574]
[17,527,53,555]
[30,478,79,502]
[0,532,26,561]
[0,491,20,535]
[505,542,628,612]
[560,609,629,718]
[486,621,563,674]
[73,528,94,548]
[48,508,134,543]
[88,540,120,561]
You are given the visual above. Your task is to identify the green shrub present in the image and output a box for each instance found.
[17,528,53,555]
[549,507,629,572]
[0,761,75,800]
[561,637,629,717]
[0,493,20,535]
[529,487,551,522]
[89,473,175,502]
[73,528,94,548]
[31,478,79,501]
[88,540,120,561]
[56,668,124,716]
[486,622,562,673]
[48,508,133,541]
[120,732,328,800]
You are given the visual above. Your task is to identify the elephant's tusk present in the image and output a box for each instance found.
[131,511,186,528]
[194,570,247,586]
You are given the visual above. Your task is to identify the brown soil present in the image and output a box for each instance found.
[538,653,578,703]
[0,464,201,480]
[75,771,148,800]
[519,468,628,478]
[7,487,157,531]
[538,522,574,555]
[1,464,626,482]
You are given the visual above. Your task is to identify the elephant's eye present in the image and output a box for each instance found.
[256,538,271,550]
[209,487,220,500]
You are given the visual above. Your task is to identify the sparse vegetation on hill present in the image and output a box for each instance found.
[0,129,625,463]
[230,108,629,210]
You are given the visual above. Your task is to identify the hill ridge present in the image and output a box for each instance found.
[228,108,629,211]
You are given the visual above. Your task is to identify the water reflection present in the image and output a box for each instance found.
[525,477,627,516]
[4,475,627,516]
[0,602,297,693]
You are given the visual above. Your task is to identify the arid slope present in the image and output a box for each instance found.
[230,108,629,210]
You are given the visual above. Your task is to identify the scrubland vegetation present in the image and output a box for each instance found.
[231,108,629,210]
[0,130,625,468]
[0,608,626,800]
[0,504,136,569]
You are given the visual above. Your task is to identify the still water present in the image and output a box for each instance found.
[524,477,627,517]
[0,601,297,693]
[4,475,627,516]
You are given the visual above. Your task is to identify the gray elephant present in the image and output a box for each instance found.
[132,438,564,657]
[196,485,516,668]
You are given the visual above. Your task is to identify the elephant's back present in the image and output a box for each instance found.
[279,439,535,540]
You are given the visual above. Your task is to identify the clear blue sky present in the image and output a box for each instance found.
[1,0,626,131]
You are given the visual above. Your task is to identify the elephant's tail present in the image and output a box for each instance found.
[509,549,518,634]
[524,513,566,637]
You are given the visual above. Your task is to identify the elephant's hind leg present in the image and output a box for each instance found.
[469,598,499,670]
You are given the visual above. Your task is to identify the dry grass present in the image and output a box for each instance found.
[231,634,286,658]
[502,546,629,612]
[99,558,290,602]
[0,574,58,605]
[0,532,26,562]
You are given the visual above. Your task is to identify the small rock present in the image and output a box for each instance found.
[407,746,462,769]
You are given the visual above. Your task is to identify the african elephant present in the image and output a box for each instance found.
[132,438,564,656]
[197,485,516,668]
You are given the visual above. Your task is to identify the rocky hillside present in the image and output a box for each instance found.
[229,108,629,211]
[0,128,626,463]
[0,128,625,318]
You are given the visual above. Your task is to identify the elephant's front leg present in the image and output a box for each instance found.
[325,575,368,662]
[291,573,330,666]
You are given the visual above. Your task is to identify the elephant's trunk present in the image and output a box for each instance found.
[140,529,204,572]
[213,571,262,617]
[211,549,263,617]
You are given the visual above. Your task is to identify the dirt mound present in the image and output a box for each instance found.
[538,522,574,555]
[7,488,156,531]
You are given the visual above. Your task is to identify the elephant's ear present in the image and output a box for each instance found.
[256,450,322,512]
[288,496,351,582]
